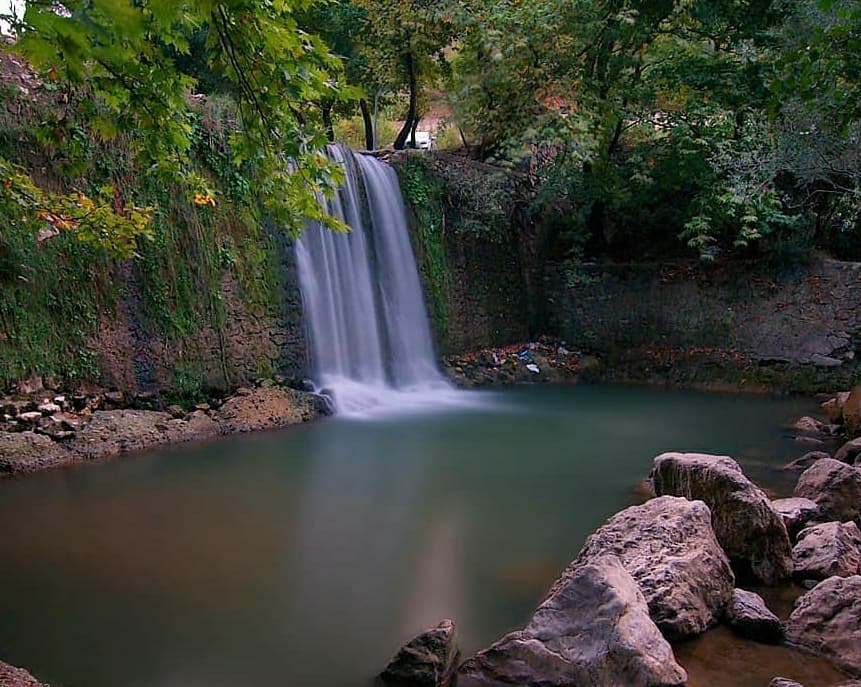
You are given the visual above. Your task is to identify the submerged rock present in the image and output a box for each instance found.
[783,451,830,473]
[792,521,861,581]
[575,496,733,639]
[772,497,820,539]
[769,679,804,687]
[457,555,687,687]
[786,575,861,677]
[794,459,861,525]
[379,619,458,687]
[651,452,793,584]
[725,588,783,643]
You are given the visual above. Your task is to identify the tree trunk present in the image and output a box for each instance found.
[359,98,374,150]
[410,116,421,148]
[394,51,417,150]
[321,100,334,143]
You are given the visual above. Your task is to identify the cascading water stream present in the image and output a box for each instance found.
[295,146,465,417]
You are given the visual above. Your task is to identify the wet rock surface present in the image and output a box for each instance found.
[457,555,687,687]
[725,588,783,643]
[379,619,458,687]
[575,496,734,639]
[651,452,793,584]
[794,459,861,525]
[792,521,861,581]
[785,575,861,677]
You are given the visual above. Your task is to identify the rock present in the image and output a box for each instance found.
[379,619,458,687]
[845,387,861,434]
[792,521,861,581]
[834,437,861,465]
[783,451,831,473]
[575,496,734,639]
[16,411,43,425]
[15,376,43,394]
[794,416,826,433]
[651,452,793,584]
[0,431,69,474]
[823,392,851,424]
[457,555,687,687]
[70,409,219,459]
[771,497,820,538]
[166,405,186,419]
[725,588,783,643]
[795,436,825,447]
[794,459,861,524]
[103,391,124,407]
[0,660,49,686]
[218,387,324,434]
[37,401,61,415]
[769,679,804,687]
[811,354,843,368]
[785,575,861,677]
[193,402,211,412]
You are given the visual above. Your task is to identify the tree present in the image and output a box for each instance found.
[354,0,459,150]
[1,0,348,258]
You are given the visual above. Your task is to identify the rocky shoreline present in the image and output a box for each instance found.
[0,377,331,477]
[377,391,861,687]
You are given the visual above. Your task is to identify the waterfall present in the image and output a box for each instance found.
[295,146,459,416]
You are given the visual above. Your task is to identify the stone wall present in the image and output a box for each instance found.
[418,224,530,355]
[94,239,306,395]
[545,258,861,390]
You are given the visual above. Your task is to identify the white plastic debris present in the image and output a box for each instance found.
[526,363,540,374]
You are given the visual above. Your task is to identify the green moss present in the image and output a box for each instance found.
[0,231,117,387]
[395,153,451,340]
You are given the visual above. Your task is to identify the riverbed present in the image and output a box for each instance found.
[0,385,843,687]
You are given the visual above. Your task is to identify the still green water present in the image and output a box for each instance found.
[0,386,831,687]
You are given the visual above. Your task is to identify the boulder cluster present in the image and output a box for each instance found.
[378,393,861,687]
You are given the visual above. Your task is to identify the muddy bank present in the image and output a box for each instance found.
[0,380,329,477]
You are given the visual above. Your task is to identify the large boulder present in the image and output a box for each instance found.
[651,452,793,584]
[771,497,820,539]
[457,555,687,687]
[574,496,734,639]
[794,459,861,525]
[725,588,783,643]
[785,575,861,677]
[0,661,48,687]
[834,437,861,465]
[792,521,861,581]
[379,619,458,687]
